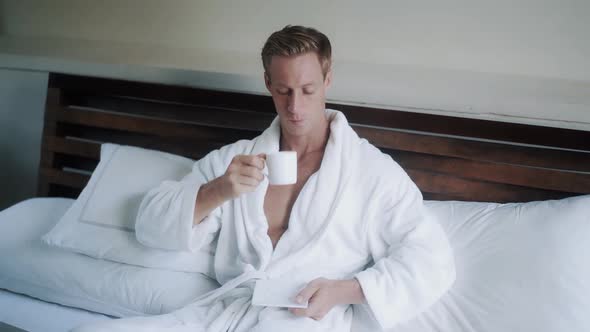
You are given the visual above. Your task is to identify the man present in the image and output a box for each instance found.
[74,25,455,332]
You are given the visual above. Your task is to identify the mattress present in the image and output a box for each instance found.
[0,289,112,332]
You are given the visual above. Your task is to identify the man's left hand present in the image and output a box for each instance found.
[289,278,365,321]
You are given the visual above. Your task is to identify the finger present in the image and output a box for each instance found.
[307,297,332,321]
[257,153,267,161]
[310,311,327,321]
[290,301,326,320]
[239,155,265,169]
[295,282,321,305]
[239,165,264,181]
[289,307,309,317]
[237,175,260,187]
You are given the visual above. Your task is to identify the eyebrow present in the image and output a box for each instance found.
[275,84,316,90]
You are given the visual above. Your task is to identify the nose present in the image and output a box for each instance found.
[287,91,302,114]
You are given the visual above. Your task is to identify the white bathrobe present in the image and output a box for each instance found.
[73,110,455,332]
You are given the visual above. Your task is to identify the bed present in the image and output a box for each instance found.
[1,72,590,332]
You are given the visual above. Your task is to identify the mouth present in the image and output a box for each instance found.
[287,118,304,125]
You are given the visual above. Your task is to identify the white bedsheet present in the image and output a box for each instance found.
[0,289,112,332]
[0,197,220,318]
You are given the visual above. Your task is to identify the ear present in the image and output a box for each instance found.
[324,70,333,89]
[264,72,272,92]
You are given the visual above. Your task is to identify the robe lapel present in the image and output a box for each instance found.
[266,110,360,275]
[236,117,281,270]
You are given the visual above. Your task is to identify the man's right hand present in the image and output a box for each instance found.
[216,154,267,200]
[194,154,266,224]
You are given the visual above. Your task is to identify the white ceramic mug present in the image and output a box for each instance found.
[266,151,297,185]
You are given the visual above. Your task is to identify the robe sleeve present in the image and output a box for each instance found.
[134,142,242,252]
[354,163,456,329]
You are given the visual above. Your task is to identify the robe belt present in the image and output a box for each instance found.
[173,270,268,331]
[189,270,268,306]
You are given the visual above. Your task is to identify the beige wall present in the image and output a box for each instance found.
[2,0,589,81]
[0,0,589,130]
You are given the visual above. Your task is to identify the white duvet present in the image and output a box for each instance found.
[385,197,590,332]
[0,198,219,318]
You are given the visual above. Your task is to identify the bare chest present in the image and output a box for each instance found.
[263,158,320,248]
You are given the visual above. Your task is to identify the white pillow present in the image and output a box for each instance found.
[43,144,214,276]
[354,195,590,332]
[0,198,219,317]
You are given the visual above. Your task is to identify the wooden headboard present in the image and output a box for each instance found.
[38,73,590,203]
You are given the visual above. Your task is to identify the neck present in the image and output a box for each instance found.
[280,114,330,158]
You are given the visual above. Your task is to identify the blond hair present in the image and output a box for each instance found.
[261,25,332,79]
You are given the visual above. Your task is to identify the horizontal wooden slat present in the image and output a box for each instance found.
[40,168,90,189]
[54,153,98,173]
[407,169,571,203]
[355,126,590,172]
[53,106,261,142]
[41,161,570,203]
[58,124,164,146]
[67,94,275,132]
[390,150,590,194]
[50,74,276,114]
[336,103,590,151]
[45,135,217,165]
[45,136,100,159]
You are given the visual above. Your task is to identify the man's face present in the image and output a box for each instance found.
[265,52,332,138]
